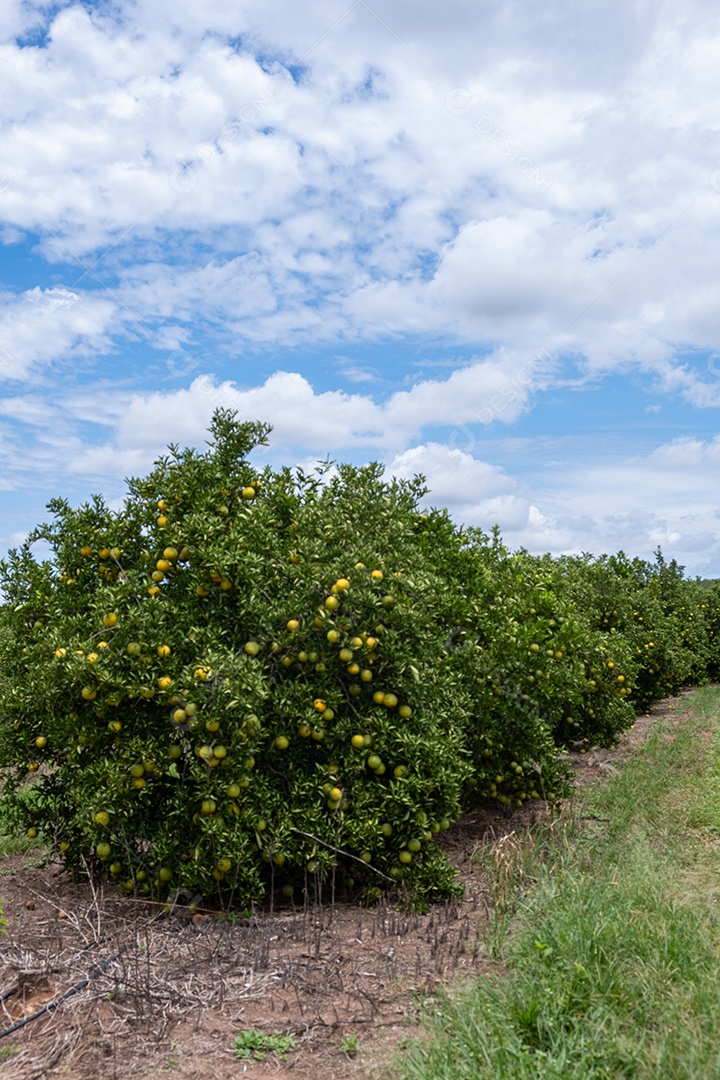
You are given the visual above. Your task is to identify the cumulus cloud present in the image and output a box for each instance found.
[387,442,511,503]
[379,432,720,575]
[105,352,544,460]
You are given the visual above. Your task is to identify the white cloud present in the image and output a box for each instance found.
[0,287,116,382]
[377,429,720,575]
[105,353,542,459]
[387,442,510,505]
[499,435,720,573]
[0,0,52,43]
[0,0,717,408]
[648,435,720,469]
[338,363,381,384]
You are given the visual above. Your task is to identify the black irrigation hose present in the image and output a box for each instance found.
[290,826,395,882]
[0,942,130,1040]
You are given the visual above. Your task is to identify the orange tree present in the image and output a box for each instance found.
[353,520,580,812]
[699,580,720,681]
[447,542,640,792]
[551,551,714,711]
[0,410,496,906]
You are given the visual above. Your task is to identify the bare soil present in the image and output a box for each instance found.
[0,691,694,1080]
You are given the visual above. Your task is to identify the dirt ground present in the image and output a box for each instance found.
[0,692,694,1080]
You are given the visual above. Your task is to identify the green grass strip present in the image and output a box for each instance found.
[397,688,720,1080]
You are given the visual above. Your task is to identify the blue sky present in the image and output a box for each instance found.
[1,0,720,576]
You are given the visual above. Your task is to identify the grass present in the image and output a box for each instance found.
[396,687,720,1079]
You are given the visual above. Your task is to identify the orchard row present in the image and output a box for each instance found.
[1,410,718,906]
